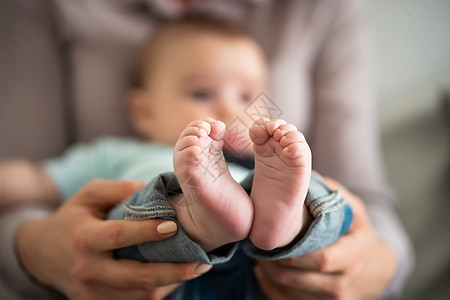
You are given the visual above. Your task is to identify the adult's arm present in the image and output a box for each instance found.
[256,0,414,299]
[308,0,414,296]
[0,205,59,298]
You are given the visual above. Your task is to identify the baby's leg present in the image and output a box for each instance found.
[249,119,311,250]
[173,118,254,252]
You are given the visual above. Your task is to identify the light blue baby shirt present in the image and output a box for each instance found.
[44,137,250,201]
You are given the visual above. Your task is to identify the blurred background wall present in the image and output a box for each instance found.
[0,0,449,299]
[364,0,450,299]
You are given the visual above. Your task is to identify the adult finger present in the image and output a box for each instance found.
[85,219,178,252]
[275,229,365,272]
[254,265,294,300]
[273,177,374,272]
[322,176,367,216]
[80,286,150,300]
[256,262,342,297]
[98,259,211,290]
[275,215,373,272]
[73,179,146,208]
[87,283,182,300]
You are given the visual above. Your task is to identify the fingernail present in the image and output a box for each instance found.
[194,263,212,275]
[157,221,177,235]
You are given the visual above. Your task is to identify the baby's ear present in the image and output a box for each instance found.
[127,89,153,136]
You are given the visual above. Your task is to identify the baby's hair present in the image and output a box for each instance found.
[131,15,259,89]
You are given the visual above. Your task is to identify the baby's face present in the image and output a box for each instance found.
[132,34,267,155]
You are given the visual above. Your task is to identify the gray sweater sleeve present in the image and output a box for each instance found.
[309,1,414,297]
[0,206,64,299]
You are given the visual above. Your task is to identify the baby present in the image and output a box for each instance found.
[126,17,311,252]
[0,17,348,260]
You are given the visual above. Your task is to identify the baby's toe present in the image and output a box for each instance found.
[280,131,306,147]
[208,119,226,141]
[273,124,298,141]
[282,142,308,159]
[265,119,287,136]
[182,120,212,138]
[175,135,203,152]
[249,120,270,145]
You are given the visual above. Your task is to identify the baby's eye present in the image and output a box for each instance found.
[241,93,252,103]
[191,89,213,101]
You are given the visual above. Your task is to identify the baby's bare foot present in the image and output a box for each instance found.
[249,119,311,250]
[173,118,253,252]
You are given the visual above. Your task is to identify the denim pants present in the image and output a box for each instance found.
[107,171,353,264]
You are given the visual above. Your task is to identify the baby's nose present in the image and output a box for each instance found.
[216,100,240,124]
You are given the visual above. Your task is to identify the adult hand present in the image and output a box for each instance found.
[15,179,211,300]
[254,177,397,300]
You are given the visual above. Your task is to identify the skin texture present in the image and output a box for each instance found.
[173,118,253,252]
[249,119,312,250]
[15,180,210,300]
[253,177,397,300]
